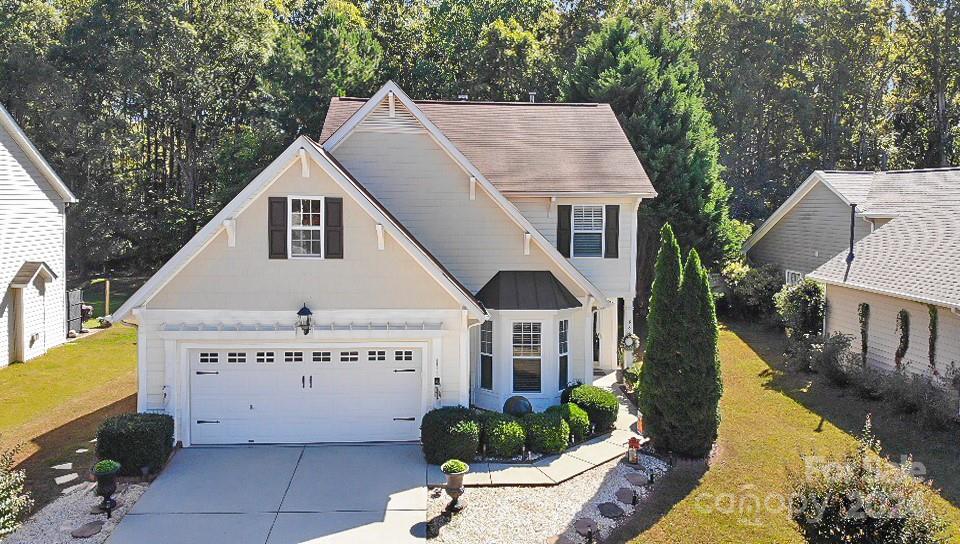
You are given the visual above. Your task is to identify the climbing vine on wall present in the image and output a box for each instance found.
[895,309,910,372]
[928,304,938,375]
[858,303,870,367]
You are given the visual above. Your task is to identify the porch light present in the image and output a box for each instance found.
[297,304,313,335]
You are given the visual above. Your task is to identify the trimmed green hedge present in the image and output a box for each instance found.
[523,413,570,454]
[420,407,480,464]
[96,413,174,476]
[568,385,618,431]
[480,413,525,458]
[546,402,591,442]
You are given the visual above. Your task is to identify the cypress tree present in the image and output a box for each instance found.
[638,224,682,453]
[673,249,723,457]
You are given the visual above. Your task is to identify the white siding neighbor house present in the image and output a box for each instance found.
[808,168,960,392]
[112,82,656,446]
[1,104,77,367]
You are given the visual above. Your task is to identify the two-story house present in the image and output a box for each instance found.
[111,82,655,446]
[1,103,77,367]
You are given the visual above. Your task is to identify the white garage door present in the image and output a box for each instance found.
[189,346,423,444]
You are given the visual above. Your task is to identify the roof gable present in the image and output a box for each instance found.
[0,103,76,203]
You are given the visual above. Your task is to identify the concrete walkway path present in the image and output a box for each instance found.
[428,370,643,487]
[108,444,427,544]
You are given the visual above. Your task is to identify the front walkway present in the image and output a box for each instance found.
[109,444,427,544]
[428,371,641,487]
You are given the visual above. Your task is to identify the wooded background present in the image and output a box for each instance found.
[1,0,957,285]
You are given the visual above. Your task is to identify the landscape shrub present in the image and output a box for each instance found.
[774,279,825,337]
[480,413,525,458]
[623,363,642,390]
[546,402,591,442]
[523,413,570,454]
[722,261,782,319]
[849,364,887,400]
[440,459,468,474]
[96,413,175,476]
[568,385,619,432]
[420,407,480,464]
[785,332,853,386]
[559,380,583,404]
[791,417,946,543]
[0,440,32,537]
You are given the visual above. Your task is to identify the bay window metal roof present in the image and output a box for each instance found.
[475,271,581,310]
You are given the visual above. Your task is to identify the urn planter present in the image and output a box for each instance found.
[440,459,469,513]
[93,460,121,517]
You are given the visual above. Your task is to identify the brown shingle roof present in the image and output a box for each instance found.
[320,97,656,197]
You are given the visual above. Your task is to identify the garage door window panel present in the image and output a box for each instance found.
[313,351,331,362]
[341,351,359,363]
[256,351,275,364]
[199,352,219,364]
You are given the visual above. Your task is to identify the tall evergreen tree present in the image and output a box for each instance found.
[638,224,683,453]
[563,16,737,312]
[674,248,722,457]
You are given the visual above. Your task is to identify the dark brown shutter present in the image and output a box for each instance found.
[557,205,571,257]
[604,204,619,258]
[324,197,343,259]
[268,197,287,259]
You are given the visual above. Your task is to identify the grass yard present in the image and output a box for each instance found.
[609,322,960,544]
[0,325,138,511]
[75,276,144,328]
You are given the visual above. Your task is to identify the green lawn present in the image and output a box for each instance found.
[76,277,143,328]
[608,322,960,544]
[0,325,138,510]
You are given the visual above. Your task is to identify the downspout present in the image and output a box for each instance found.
[843,203,857,282]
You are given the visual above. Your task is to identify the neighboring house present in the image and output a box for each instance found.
[0,103,77,367]
[111,82,656,446]
[743,170,877,284]
[808,168,960,384]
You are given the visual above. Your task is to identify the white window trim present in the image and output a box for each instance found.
[558,318,569,391]
[571,204,605,258]
[479,321,493,391]
[785,270,804,285]
[287,195,325,259]
[511,320,543,393]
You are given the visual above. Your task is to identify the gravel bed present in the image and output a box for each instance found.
[2,481,147,544]
[427,453,668,543]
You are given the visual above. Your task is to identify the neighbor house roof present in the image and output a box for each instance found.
[9,261,57,288]
[0,103,77,203]
[320,95,656,197]
[808,168,960,308]
[476,271,581,310]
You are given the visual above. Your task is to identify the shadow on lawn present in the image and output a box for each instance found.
[16,394,137,513]
[729,320,960,510]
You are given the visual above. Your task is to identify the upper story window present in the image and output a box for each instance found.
[572,205,604,257]
[289,197,324,257]
[785,270,804,285]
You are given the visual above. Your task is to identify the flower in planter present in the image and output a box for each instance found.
[93,459,121,475]
[441,459,469,474]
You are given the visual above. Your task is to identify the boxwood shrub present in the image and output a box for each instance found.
[568,385,619,432]
[480,413,525,458]
[546,403,591,443]
[96,413,175,476]
[420,407,480,464]
[523,413,570,454]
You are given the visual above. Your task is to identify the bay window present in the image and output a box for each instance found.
[512,322,542,392]
[480,321,493,390]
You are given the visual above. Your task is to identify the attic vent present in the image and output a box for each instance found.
[355,97,422,134]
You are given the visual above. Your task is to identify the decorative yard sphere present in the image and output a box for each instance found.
[503,396,533,417]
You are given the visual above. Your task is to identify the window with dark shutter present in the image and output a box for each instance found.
[324,197,343,259]
[556,205,571,257]
[268,197,287,259]
[604,204,619,258]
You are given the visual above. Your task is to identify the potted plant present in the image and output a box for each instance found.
[440,459,469,513]
[93,459,121,517]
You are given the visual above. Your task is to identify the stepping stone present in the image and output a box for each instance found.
[598,502,625,519]
[61,482,90,495]
[574,518,597,537]
[52,462,73,470]
[616,487,637,504]
[625,472,650,486]
[55,473,79,485]
[89,438,98,443]
[75,448,89,454]
[71,520,103,538]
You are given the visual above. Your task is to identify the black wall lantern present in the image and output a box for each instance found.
[297,303,313,335]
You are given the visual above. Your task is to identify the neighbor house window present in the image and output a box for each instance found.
[558,319,569,390]
[572,205,604,257]
[512,322,541,392]
[480,321,493,390]
[785,270,804,285]
[289,197,324,257]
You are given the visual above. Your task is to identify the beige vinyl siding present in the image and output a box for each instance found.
[826,284,960,381]
[749,182,871,275]
[331,117,588,298]
[147,161,462,311]
[510,196,635,298]
[0,125,67,367]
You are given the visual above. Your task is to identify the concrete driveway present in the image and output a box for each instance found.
[108,444,427,544]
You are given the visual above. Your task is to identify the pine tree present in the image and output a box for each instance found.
[673,249,723,457]
[638,223,682,453]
